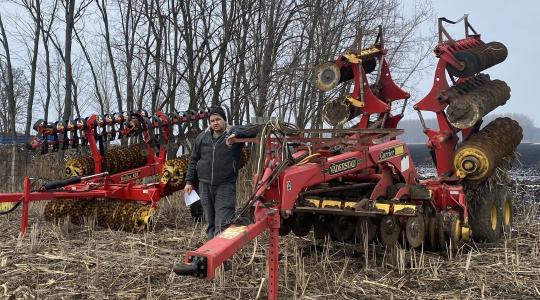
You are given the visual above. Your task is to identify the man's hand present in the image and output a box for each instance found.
[226,133,237,148]
[184,184,193,195]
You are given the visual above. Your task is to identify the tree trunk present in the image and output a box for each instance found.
[63,0,75,120]
[0,14,18,191]
[24,0,42,141]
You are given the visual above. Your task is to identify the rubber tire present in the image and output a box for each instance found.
[469,189,503,242]
[499,189,514,236]
[446,50,480,78]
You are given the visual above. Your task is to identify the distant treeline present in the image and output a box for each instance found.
[399,114,540,143]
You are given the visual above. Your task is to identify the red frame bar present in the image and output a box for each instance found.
[184,204,274,279]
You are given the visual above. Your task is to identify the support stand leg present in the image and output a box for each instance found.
[20,176,30,238]
[267,210,279,300]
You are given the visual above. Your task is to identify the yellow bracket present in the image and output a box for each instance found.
[306,199,358,209]
[345,95,365,108]
[461,226,471,242]
[374,203,390,214]
[343,52,360,64]
[343,47,381,64]
[321,200,343,208]
[393,204,417,216]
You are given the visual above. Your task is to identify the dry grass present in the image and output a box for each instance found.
[1,170,540,299]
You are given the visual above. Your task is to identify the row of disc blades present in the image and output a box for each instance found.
[279,210,463,251]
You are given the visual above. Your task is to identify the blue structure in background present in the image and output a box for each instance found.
[0,134,29,145]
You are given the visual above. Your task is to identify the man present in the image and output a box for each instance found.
[184,106,258,239]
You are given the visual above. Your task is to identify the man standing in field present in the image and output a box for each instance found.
[184,106,258,239]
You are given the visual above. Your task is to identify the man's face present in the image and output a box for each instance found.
[209,114,226,132]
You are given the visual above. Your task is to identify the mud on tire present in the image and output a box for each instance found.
[469,188,503,242]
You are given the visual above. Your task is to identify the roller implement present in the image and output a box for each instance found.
[174,16,522,299]
[0,109,214,235]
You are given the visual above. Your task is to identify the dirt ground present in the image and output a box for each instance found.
[1,168,540,299]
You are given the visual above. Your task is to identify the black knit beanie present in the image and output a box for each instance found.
[209,106,227,121]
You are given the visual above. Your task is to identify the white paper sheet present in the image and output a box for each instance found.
[184,190,201,206]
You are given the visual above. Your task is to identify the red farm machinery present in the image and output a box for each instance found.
[0,109,215,235]
[172,16,522,300]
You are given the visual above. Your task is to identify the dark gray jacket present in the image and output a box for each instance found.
[185,124,259,185]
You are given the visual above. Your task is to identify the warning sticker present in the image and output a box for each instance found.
[219,226,248,239]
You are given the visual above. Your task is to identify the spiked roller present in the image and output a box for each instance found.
[446,42,508,77]
[160,154,190,188]
[65,144,146,177]
[443,75,511,129]
[453,117,522,182]
[44,198,154,232]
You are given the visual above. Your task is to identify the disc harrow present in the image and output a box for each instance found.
[174,18,522,299]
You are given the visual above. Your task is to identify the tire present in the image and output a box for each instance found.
[469,189,502,242]
[499,189,514,236]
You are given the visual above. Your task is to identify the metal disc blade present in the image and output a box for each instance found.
[380,215,401,248]
[279,216,294,236]
[323,99,351,126]
[406,216,425,249]
[428,217,438,250]
[313,215,331,241]
[292,213,313,237]
[314,62,341,92]
[330,216,355,242]
[355,218,377,245]
[0,202,17,214]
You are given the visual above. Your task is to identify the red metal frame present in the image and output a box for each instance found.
[1,109,210,237]
[414,17,488,177]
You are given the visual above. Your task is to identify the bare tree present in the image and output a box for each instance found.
[18,0,42,139]
[0,13,19,190]
[95,0,123,112]
[62,0,76,120]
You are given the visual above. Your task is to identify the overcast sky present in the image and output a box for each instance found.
[402,0,540,126]
[1,1,537,128]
